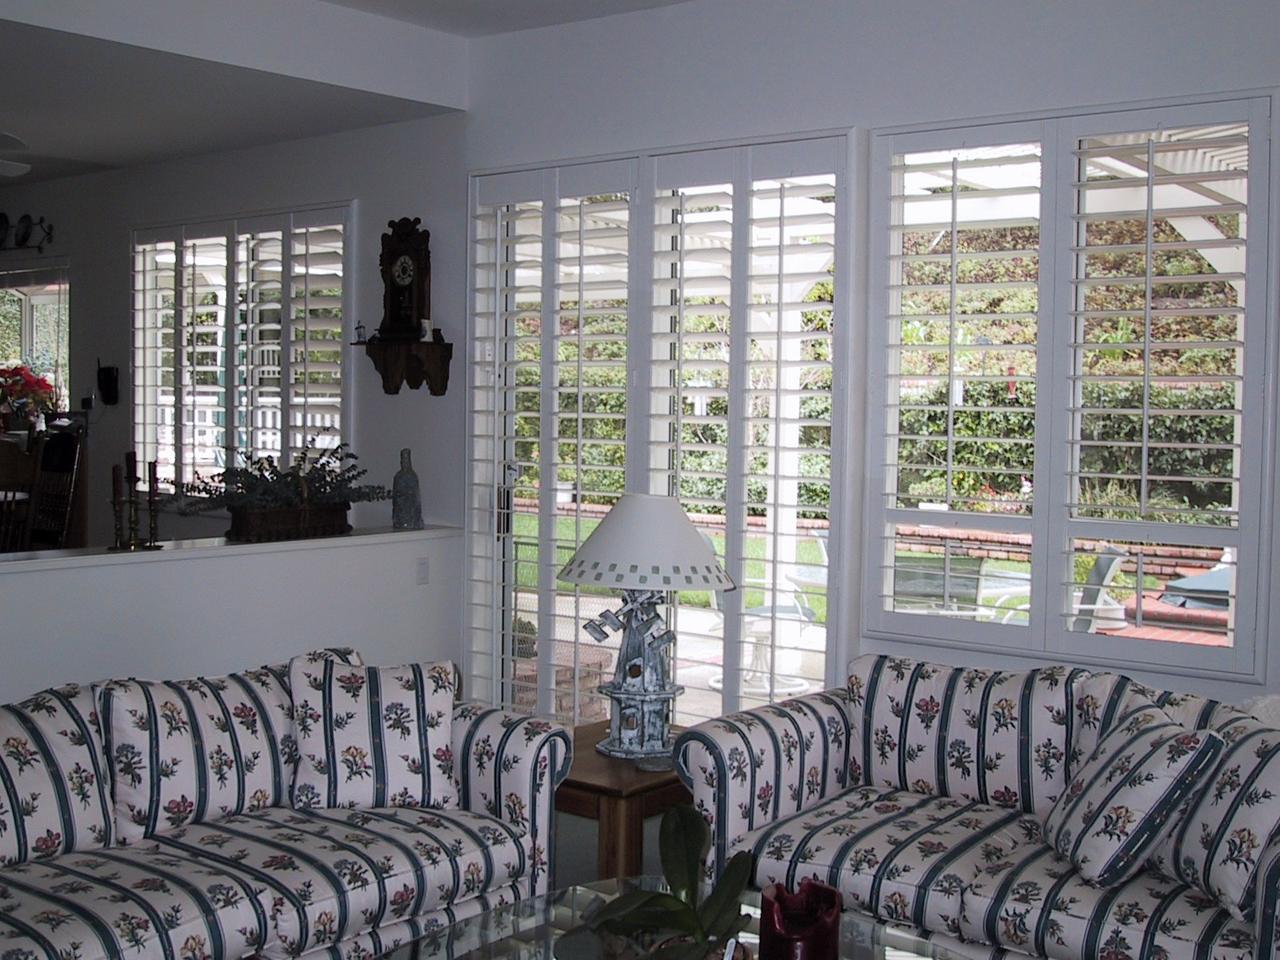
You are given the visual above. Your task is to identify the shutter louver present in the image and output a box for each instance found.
[235,227,285,460]
[289,222,344,455]
[180,234,229,485]
[133,240,178,490]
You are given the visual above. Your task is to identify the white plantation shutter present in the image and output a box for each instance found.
[468,138,846,724]
[132,206,349,489]
[1053,101,1268,672]
[180,230,231,485]
[234,223,286,460]
[869,98,1271,678]
[871,126,1045,645]
[741,172,837,709]
[133,238,178,487]
[290,220,345,454]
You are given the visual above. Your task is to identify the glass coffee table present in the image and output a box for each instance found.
[378,877,970,959]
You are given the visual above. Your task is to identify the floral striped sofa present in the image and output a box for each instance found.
[0,649,572,960]
[675,653,1280,960]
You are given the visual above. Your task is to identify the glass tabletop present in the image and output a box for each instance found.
[377,877,971,959]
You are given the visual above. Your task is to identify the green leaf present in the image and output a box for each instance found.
[660,805,711,907]
[555,926,605,960]
[600,894,698,937]
[698,851,753,942]
[584,890,664,931]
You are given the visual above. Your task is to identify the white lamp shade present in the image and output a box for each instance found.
[558,494,735,592]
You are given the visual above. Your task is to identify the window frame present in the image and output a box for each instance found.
[131,204,353,491]
[864,97,1273,683]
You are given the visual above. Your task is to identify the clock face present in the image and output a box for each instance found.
[392,253,415,287]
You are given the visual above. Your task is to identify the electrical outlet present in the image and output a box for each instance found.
[416,557,430,585]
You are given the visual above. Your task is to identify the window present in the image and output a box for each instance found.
[869,98,1270,678]
[0,267,70,408]
[133,208,348,489]
[468,138,846,725]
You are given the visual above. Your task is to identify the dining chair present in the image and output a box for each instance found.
[28,428,83,549]
[0,435,46,553]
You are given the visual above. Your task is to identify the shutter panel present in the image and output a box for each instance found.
[133,239,178,489]
[180,233,229,484]
[235,225,285,461]
[880,140,1041,627]
[739,172,837,708]
[650,179,735,724]
[288,222,344,456]
[1065,121,1250,647]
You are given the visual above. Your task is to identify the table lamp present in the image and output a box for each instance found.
[558,494,735,769]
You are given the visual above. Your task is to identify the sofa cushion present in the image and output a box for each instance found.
[99,649,361,843]
[290,660,458,811]
[0,839,271,960]
[961,844,1254,960]
[1149,713,1280,922]
[847,654,1087,816]
[1043,703,1223,886]
[0,682,113,864]
[745,785,1040,940]
[150,804,528,958]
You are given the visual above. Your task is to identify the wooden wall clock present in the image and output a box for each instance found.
[359,216,452,396]
[378,216,430,340]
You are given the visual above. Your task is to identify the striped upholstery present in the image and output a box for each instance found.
[848,655,1087,816]
[289,659,458,812]
[1149,712,1280,923]
[1256,836,1280,959]
[0,683,114,864]
[451,703,574,896]
[746,786,1041,940]
[673,690,855,876]
[1043,704,1224,886]
[961,845,1255,960]
[150,805,531,959]
[0,839,272,960]
[98,649,362,843]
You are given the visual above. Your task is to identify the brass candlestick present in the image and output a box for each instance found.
[108,455,164,551]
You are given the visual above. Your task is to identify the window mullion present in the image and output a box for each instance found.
[173,235,187,488]
[535,169,559,718]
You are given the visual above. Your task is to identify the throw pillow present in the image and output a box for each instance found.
[0,682,113,863]
[289,658,458,811]
[1149,713,1280,921]
[99,647,361,843]
[1044,703,1223,886]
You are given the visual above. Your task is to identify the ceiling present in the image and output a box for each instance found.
[318,0,697,36]
[0,21,446,184]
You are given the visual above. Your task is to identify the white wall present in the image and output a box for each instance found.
[0,529,463,701]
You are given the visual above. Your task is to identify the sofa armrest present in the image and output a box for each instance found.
[674,688,854,877]
[451,701,573,895]
[1256,834,1280,960]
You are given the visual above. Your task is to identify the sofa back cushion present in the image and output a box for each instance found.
[1044,702,1223,886]
[290,658,459,811]
[99,648,361,843]
[847,654,1087,815]
[1148,713,1280,922]
[0,682,113,863]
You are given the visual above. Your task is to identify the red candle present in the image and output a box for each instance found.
[111,464,123,503]
[148,460,158,494]
[760,880,842,960]
[125,451,138,486]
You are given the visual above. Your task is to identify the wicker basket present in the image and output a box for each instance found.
[226,502,351,543]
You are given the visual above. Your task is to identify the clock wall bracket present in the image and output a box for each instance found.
[353,216,453,396]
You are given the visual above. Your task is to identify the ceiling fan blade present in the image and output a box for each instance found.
[0,132,27,152]
[0,158,31,177]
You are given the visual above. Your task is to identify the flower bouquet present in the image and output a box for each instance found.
[0,365,55,430]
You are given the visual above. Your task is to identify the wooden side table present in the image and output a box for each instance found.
[555,720,691,880]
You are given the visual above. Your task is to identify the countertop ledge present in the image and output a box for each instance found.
[0,525,463,574]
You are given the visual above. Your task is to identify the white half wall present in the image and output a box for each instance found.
[0,528,463,702]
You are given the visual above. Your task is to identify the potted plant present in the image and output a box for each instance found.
[0,364,55,431]
[178,442,388,543]
[559,805,754,960]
